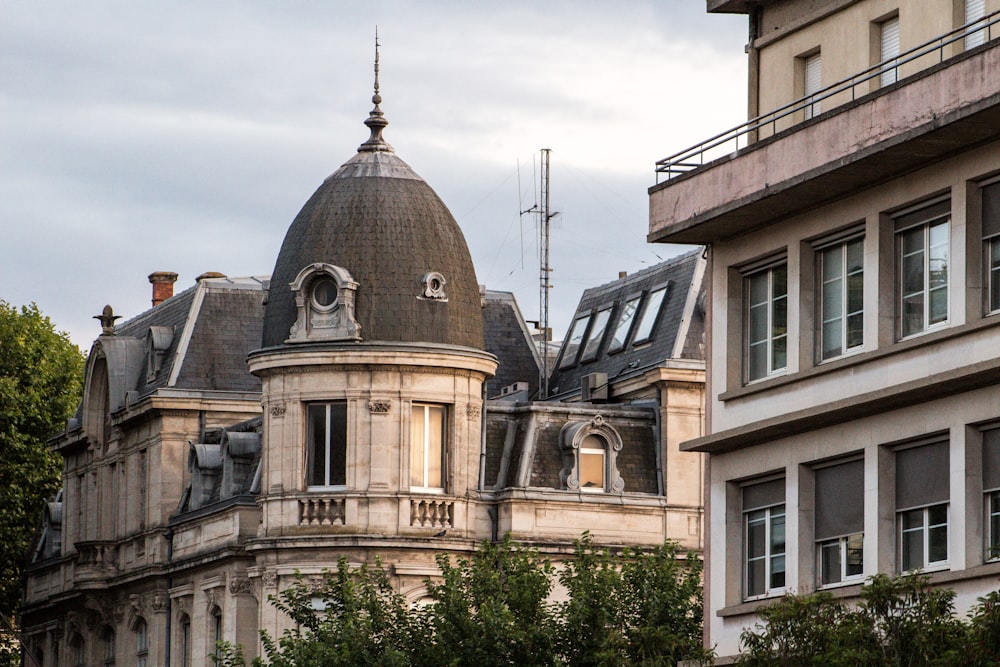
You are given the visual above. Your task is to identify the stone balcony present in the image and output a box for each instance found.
[648,40,1000,245]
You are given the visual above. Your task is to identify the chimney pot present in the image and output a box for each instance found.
[148,271,179,307]
[196,271,227,282]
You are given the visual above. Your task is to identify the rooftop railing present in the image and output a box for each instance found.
[654,11,1000,183]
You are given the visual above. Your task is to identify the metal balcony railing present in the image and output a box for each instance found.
[654,11,1000,182]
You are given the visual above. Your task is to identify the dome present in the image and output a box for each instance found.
[261,89,484,350]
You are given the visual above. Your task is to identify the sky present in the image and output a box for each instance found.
[1,1,748,351]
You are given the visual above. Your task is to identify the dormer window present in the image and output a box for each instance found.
[419,272,448,301]
[560,415,624,493]
[287,263,362,343]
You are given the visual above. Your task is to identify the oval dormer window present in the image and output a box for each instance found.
[312,277,339,311]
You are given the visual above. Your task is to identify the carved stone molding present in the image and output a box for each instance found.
[261,569,278,588]
[150,593,168,614]
[368,399,392,414]
[270,403,286,418]
[228,576,254,596]
[466,404,481,418]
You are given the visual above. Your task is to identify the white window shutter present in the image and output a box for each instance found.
[880,17,900,86]
[966,0,986,49]
[804,53,822,119]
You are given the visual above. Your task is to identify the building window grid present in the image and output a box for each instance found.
[744,504,786,599]
[746,263,788,382]
[899,503,949,572]
[819,238,864,360]
[987,491,1000,561]
[898,216,949,338]
[410,404,446,492]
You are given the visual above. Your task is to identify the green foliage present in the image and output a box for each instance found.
[559,534,711,667]
[737,573,1000,667]
[424,534,559,666]
[0,301,84,619]
[217,534,709,666]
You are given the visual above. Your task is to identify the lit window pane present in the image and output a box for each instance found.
[426,406,445,488]
[410,406,425,487]
[579,450,605,489]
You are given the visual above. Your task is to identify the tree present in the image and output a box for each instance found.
[737,573,1000,667]
[215,535,711,666]
[0,302,84,620]
[559,534,711,667]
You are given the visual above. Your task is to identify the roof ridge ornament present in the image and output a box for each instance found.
[358,28,393,153]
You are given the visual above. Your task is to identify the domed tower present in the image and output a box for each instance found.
[247,53,497,595]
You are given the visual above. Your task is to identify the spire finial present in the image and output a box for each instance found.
[359,27,392,153]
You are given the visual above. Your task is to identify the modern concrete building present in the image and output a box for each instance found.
[649,0,1000,659]
[21,68,708,664]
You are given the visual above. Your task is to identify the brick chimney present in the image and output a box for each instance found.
[148,271,179,307]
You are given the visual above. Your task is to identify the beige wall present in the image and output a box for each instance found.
[706,140,1000,434]
[753,0,999,134]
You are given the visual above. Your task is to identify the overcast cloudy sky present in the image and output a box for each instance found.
[1,1,747,350]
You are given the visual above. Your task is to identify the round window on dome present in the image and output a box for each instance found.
[311,277,338,310]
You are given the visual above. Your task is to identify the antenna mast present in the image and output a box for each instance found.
[539,148,553,399]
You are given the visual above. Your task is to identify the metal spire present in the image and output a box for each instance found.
[359,28,393,152]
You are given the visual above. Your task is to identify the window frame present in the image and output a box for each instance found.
[410,403,447,493]
[135,618,148,667]
[305,401,348,491]
[894,198,951,339]
[983,425,1000,561]
[607,294,642,354]
[802,51,822,119]
[103,626,115,667]
[818,533,865,587]
[744,503,787,600]
[577,434,608,493]
[631,284,669,346]
[981,178,1000,315]
[580,306,613,362]
[817,234,864,361]
[898,502,950,573]
[744,261,788,382]
[558,313,593,369]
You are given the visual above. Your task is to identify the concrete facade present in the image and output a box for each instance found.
[650,0,1000,659]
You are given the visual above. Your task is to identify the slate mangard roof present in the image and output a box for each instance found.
[261,87,484,351]
[546,248,706,399]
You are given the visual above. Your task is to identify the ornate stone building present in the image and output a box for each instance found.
[22,71,706,665]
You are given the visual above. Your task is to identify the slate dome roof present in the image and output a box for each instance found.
[261,79,484,351]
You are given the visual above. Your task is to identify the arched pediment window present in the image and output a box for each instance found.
[559,415,625,493]
[287,263,362,343]
[83,351,110,447]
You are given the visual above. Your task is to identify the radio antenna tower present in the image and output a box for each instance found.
[538,148,558,399]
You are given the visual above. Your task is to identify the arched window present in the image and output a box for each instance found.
[69,633,85,667]
[134,618,148,667]
[559,415,625,493]
[102,626,116,666]
[210,606,223,660]
[179,614,191,667]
